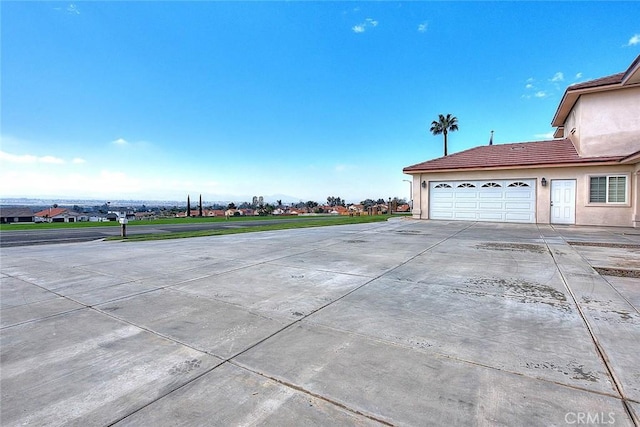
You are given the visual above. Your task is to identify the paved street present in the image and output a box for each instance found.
[0,217,333,247]
[1,219,639,426]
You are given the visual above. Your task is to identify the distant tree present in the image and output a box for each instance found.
[376,198,385,205]
[326,196,345,207]
[361,199,376,208]
[430,113,459,156]
[256,203,275,216]
[186,195,191,217]
[305,200,318,210]
[392,197,407,204]
[276,199,282,208]
[198,194,203,217]
[53,203,59,208]
[227,202,236,210]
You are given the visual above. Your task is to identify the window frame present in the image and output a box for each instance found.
[588,174,629,205]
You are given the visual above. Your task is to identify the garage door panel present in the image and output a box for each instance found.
[430,179,535,223]
[431,210,455,219]
[505,201,533,210]
[506,212,535,222]
[479,191,503,198]
[435,192,454,198]
[478,212,505,221]
[431,201,453,212]
[454,201,479,209]
[505,191,533,199]
[453,212,478,220]
[479,201,504,209]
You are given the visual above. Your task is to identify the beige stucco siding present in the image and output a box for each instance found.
[566,87,640,157]
[409,164,636,227]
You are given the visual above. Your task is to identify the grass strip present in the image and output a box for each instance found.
[105,215,390,242]
[0,214,398,231]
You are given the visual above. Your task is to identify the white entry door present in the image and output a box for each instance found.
[550,180,576,224]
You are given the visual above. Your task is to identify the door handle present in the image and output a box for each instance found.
[550,201,554,206]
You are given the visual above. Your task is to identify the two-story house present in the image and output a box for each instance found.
[403,55,640,227]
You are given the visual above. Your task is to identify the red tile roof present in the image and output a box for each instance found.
[566,72,624,91]
[403,139,624,173]
[565,55,640,90]
[33,207,71,217]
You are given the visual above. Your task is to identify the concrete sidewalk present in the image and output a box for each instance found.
[1,219,639,426]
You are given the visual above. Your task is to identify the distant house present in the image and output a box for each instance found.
[176,209,222,218]
[404,55,640,227]
[134,212,157,220]
[396,204,411,213]
[0,207,34,224]
[323,205,349,215]
[33,207,81,223]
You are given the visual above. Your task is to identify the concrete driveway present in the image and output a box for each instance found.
[1,219,639,426]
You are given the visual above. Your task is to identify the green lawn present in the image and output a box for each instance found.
[0,214,395,241]
[0,214,344,230]
[106,215,390,242]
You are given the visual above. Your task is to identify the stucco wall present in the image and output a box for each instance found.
[409,164,637,227]
[567,87,640,157]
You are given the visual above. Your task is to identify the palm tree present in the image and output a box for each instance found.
[430,113,459,156]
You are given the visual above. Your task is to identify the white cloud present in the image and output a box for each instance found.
[66,4,80,14]
[0,151,65,164]
[72,158,86,164]
[112,138,128,146]
[526,77,534,83]
[575,72,583,79]
[627,34,640,46]
[534,132,555,139]
[525,83,533,89]
[417,21,428,33]
[352,17,378,33]
[550,72,564,82]
[41,156,65,164]
[534,91,547,98]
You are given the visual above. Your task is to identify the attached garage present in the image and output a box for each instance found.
[429,179,536,223]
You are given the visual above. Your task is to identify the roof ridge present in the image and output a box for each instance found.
[566,72,625,91]
[403,139,592,172]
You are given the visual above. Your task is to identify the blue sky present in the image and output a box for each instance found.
[2,1,639,203]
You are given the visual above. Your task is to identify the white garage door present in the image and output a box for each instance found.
[429,179,536,223]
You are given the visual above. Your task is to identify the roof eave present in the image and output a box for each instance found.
[622,55,640,85]
[551,84,629,128]
[403,158,626,174]
[619,149,640,164]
